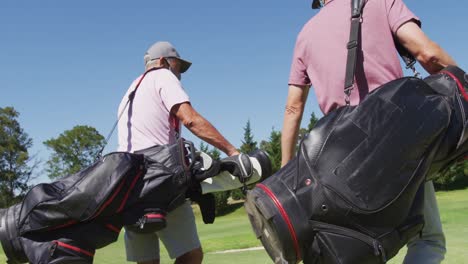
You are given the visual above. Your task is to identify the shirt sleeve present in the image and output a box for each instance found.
[159,69,190,113]
[386,0,421,34]
[288,33,312,86]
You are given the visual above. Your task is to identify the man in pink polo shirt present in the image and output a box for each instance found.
[282,0,456,263]
[117,41,239,264]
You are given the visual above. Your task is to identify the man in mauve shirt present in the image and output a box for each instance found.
[282,0,456,263]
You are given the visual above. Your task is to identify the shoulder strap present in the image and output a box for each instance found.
[96,67,163,159]
[344,0,418,105]
[343,0,366,105]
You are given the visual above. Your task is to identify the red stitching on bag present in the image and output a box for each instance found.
[145,214,165,219]
[54,241,95,257]
[442,70,468,102]
[257,183,302,263]
[48,220,77,231]
[105,224,121,233]
[117,169,144,213]
[92,177,127,218]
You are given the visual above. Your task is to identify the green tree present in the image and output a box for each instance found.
[299,112,320,141]
[260,128,282,174]
[307,112,319,132]
[240,120,257,154]
[433,160,468,191]
[44,125,105,179]
[0,107,36,206]
[199,142,221,160]
[232,120,258,200]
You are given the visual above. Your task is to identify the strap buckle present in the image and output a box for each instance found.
[344,85,353,105]
[347,40,358,50]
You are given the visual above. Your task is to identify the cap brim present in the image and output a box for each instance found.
[312,0,321,9]
[179,59,192,73]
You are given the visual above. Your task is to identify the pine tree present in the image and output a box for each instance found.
[240,120,257,154]
[260,128,282,173]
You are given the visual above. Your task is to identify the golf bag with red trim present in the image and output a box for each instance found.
[245,66,468,264]
[0,139,272,264]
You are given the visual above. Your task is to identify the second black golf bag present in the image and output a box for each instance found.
[245,65,468,264]
[244,0,468,262]
[0,139,272,264]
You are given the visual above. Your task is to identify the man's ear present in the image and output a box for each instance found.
[159,57,169,67]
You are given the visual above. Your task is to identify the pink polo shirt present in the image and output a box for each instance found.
[289,0,419,114]
[117,68,190,152]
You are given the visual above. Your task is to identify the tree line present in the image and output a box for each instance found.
[1,106,467,210]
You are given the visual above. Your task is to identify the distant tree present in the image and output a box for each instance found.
[433,160,468,191]
[44,125,105,179]
[240,120,257,154]
[233,120,259,201]
[307,112,319,132]
[299,112,320,141]
[298,128,308,142]
[0,107,37,206]
[260,128,282,173]
[199,142,209,153]
[199,142,221,160]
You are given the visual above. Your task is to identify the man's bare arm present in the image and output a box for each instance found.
[172,102,239,156]
[281,84,310,167]
[396,21,456,74]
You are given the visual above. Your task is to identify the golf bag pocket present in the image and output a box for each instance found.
[307,222,386,264]
[125,210,167,234]
[46,239,95,264]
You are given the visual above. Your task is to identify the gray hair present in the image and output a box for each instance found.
[144,53,153,67]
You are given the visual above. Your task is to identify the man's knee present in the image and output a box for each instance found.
[175,247,203,264]
[137,260,160,264]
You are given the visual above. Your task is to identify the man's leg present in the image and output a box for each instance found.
[159,201,203,264]
[124,227,161,264]
[403,181,446,264]
[137,261,159,264]
[174,247,203,264]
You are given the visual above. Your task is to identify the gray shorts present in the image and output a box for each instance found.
[124,201,201,261]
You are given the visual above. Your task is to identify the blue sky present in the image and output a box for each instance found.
[1,0,467,183]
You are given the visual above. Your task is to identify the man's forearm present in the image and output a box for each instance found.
[281,85,310,167]
[281,107,303,167]
[174,102,239,156]
[185,115,238,156]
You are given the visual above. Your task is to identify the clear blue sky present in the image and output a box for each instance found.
[1,0,467,183]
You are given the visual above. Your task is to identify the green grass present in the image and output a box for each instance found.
[1,189,467,263]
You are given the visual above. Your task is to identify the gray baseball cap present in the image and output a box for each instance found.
[144,41,192,73]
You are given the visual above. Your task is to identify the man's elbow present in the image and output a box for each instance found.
[415,41,452,73]
[416,42,439,65]
[181,114,198,129]
[181,112,204,130]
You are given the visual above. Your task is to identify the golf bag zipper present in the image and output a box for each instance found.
[310,220,387,263]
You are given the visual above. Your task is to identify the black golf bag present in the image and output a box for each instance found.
[0,139,272,264]
[245,66,468,264]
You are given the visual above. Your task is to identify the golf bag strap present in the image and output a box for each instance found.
[96,66,164,159]
[344,0,366,105]
[344,0,418,104]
